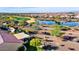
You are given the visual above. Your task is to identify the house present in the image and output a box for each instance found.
[0,30,23,43]
[75,14,79,18]
[9,27,15,33]
[0,30,23,51]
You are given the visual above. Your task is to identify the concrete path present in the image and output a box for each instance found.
[0,43,22,51]
[0,34,4,44]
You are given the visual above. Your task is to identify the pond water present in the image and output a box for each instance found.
[37,20,79,26]
[38,20,56,25]
[61,22,79,26]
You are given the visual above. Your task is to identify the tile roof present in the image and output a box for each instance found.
[0,30,23,43]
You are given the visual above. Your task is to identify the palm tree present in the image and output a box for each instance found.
[55,21,61,25]
[17,38,43,51]
[50,25,61,36]
[30,38,43,51]
[17,45,27,51]
[53,15,61,25]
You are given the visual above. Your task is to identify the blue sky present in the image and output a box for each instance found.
[0,7,79,13]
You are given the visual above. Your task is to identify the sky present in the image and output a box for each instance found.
[0,7,79,13]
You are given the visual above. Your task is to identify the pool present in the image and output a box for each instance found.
[37,20,79,26]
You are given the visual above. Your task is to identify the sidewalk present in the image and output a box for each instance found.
[0,34,4,44]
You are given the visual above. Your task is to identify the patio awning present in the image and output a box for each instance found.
[14,32,30,40]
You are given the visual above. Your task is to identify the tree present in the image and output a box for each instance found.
[5,16,13,23]
[30,38,43,51]
[54,15,61,20]
[54,15,61,25]
[30,38,41,47]
[17,45,27,51]
[17,38,43,51]
[18,20,25,26]
[51,25,61,36]
[55,21,61,25]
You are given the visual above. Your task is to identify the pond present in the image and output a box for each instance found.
[61,22,79,27]
[37,20,79,26]
[37,20,56,25]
